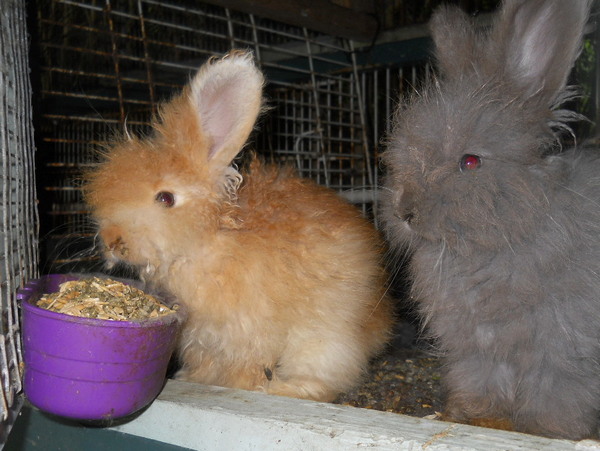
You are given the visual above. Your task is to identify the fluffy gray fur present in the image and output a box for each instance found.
[381,0,599,439]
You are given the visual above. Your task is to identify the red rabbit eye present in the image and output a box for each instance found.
[155,191,176,208]
[459,154,482,172]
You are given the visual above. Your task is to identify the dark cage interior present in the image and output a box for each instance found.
[20,0,600,430]
[30,0,508,275]
[31,0,373,274]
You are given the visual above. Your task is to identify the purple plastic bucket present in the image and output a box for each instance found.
[19,274,181,420]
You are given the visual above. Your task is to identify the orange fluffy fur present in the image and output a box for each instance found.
[84,51,393,402]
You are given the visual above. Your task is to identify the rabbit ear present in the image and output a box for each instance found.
[189,51,264,169]
[429,5,479,78]
[492,0,592,100]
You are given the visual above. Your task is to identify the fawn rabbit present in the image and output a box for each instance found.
[381,0,599,439]
[84,51,393,402]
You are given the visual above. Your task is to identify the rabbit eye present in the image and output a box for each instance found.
[459,154,482,172]
[155,191,175,208]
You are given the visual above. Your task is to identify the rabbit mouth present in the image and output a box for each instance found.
[106,236,130,258]
[394,207,461,246]
[101,233,163,273]
[100,236,133,269]
[394,204,419,226]
[393,211,418,232]
[401,211,416,224]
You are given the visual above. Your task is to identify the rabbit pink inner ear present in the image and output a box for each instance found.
[199,81,243,158]
[189,54,264,169]
[494,0,592,100]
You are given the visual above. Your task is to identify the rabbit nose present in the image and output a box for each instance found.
[393,204,417,225]
[402,211,415,223]
[100,225,129,257]
[100,224,118,246]
[392,188,418,224]
[108,236,129,257]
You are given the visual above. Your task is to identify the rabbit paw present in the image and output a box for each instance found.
[266,377,338,403]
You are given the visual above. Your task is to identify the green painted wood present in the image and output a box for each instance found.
[5,403,191,451]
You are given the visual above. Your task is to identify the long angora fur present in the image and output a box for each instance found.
[84,51,393,403]
[381,0,599,440]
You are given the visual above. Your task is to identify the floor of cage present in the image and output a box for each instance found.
[10,321,597,449]
[333,319,443,418]
[162,317,445,421]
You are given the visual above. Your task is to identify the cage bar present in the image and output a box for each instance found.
[0,0,39,440]
[34,0,377,272]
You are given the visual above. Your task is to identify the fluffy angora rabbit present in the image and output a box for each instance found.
[381,0,599,439]
[84,51,393,402]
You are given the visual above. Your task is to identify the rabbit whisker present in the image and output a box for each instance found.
[557,183,600,211]
[501,233,516,255]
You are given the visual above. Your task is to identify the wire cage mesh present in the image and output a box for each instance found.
[33,0,396,273]
[2,0,598,445]
[0,0,39,438]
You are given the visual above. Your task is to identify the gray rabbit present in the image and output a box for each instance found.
[381,0,599,439]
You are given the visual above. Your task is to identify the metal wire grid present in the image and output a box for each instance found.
[35,0,376,271]
[358,63,431,225]
[0,0,39,436]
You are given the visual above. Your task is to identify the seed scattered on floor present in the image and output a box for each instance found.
[334,349,443,418]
